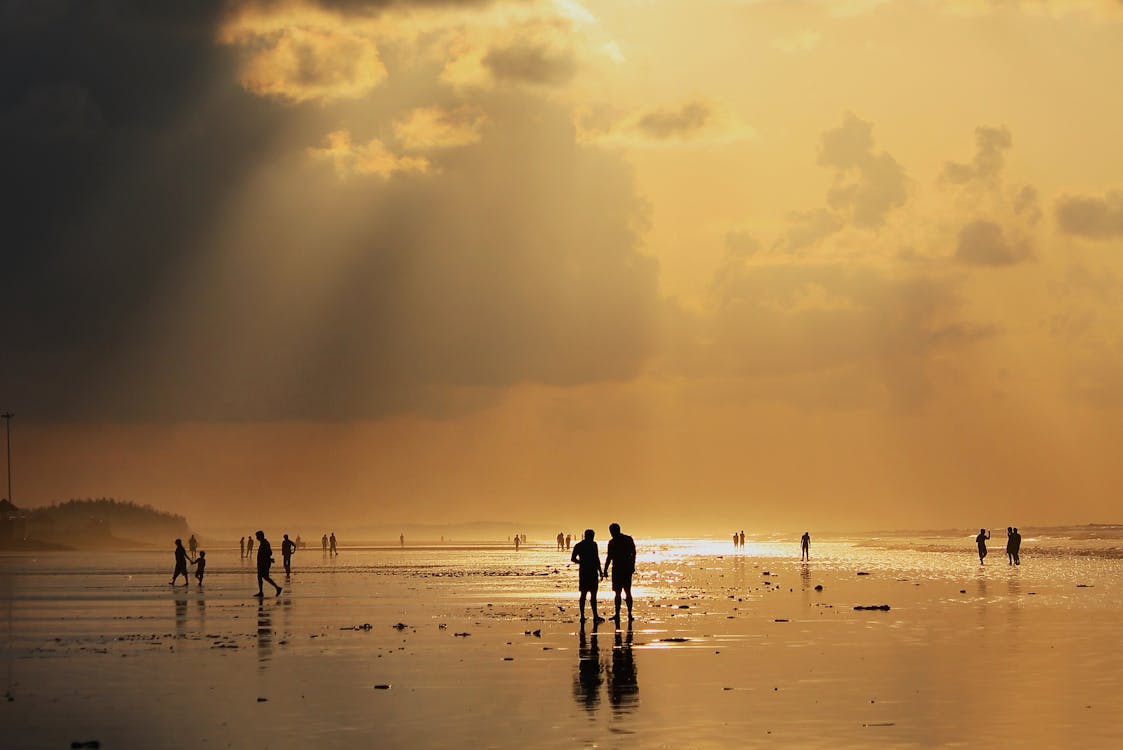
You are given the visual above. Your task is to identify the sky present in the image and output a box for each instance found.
[2,0,1123,537]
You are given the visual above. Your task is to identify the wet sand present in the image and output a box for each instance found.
[1,540,1121,748]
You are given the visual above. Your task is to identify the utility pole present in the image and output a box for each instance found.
[1,413,12,505]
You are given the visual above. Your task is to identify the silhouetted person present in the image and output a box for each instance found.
[281,534,296,575]
[739,530,745,547]
[976,528,991,564]
[329,532,337,555]
[514,534,520,551]
[170,538,190,585]
[246,534,255,557]
[604,523,636,624]
[800,531,811,561]
[1012,527,1022,565]
[193,550,207,585]
[557,532,565,550]
[188,534,198,556]
[295,534,302,550]
[608,624,638,712]
[571,529,604,623]
[399,532,405,548]
[255,530,283,597]
[1006,527,1015,565]
[733,532,739,548]
[240,536,246,558]
[322,534,328,553]
[565,533,572,551]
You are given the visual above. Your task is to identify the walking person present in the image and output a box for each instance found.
[188,534,198,557]
[976,528,991,564]
[1012,527,1022,566]
[246,533,254,557]
[169,538,190,586]
[321,534,328,553]
[1005,527,1015,565]
[193,550,207,586]
[329,532,337,555]
[254,530,283,597]
[571,529,605,623]
[281,533,296,576]
[603,523,636,624]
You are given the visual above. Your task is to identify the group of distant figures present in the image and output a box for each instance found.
[976,527,1023,565]
[556,532,573,551]
[174,531,306,596]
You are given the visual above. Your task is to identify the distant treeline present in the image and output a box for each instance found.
[28,498,189,539]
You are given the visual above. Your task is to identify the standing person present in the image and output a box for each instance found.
[1012,528,1022,566]
[733,532,739,548]
[800,531,811,561]
[169,539,190,586]
[321,534,328,553]
[193,550,207,586]
[571,529,605,623]
[514,534,520,551]
[603,523,636,624]
[557,532,565,550]
[565,533,572,551]
[246,533,255,557]
[281,534,296,575]
[188,534,198,556]
[240,536,246,558]
[254,530,283,597]
[739,530,745,548]
[329,532,338,555]
[976,528,991,564]
[1005,527,1015,565]
[399,532,405,548]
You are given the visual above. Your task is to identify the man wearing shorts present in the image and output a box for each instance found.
[571,529,604,623]
[603,523,636,624]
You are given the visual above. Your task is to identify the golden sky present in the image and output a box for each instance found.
[4,0,1123,535]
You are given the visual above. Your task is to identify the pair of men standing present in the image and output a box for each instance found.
[570,523,636,624]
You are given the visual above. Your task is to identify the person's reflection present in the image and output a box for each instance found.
[573,620,602,712]
[257,601,273,669]
[800,562,811,589]
[608,623,638,713]
[174,598,187,640]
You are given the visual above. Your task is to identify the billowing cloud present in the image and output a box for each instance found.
[393,105,487,150]
[1055,190,1123,239]
[576,99,755,148]
[308,129,430,176]
[818,112,908,228]
[955,219,1032,266]
[941,125,1012,185]
[482,40,578,85]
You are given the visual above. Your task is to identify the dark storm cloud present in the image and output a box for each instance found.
[954,219,1032,266]
[817,112,908,228]
[1055,190,1123,239]
[0,2,661,422]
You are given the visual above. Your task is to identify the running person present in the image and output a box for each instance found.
[976,528,991,564]
[603,523,636,624]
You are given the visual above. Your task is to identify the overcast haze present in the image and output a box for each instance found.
[3,0,1123,536]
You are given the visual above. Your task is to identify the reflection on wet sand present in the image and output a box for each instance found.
[573,620,602,712]
[608,625,638,714]
[174,598,187,640]
[257,601,273,669]
[574,621,639,715]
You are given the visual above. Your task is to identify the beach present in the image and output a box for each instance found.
[2,536,1121,749]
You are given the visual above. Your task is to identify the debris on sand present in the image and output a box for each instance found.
[373,684,391,690]
[660,637,689,643]
[453,632,471,637]
[1076,584,1094,588]
[256,697,268,702]
[392,623,410,630]
[814,585,823,591]
[857,572,870,576]
[853,605,891,611]
[774,619,789,622]
[340,624,373,631]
